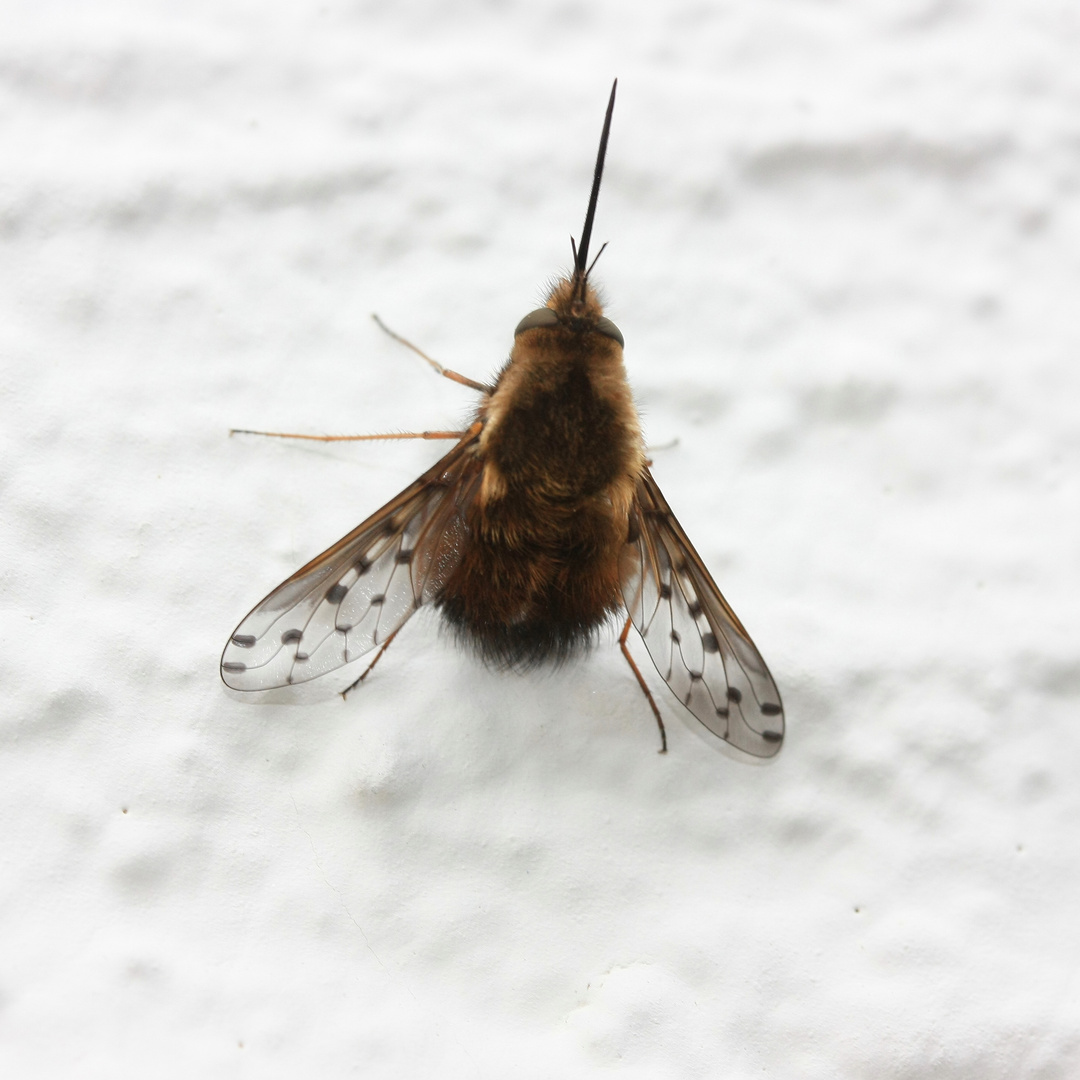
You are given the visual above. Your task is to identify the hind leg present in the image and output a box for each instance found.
[341,627,403,699]
[618,616,667,754]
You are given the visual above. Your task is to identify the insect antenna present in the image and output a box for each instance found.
[572,79,617,300]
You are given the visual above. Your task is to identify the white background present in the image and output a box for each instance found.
[3,1,1079,1076]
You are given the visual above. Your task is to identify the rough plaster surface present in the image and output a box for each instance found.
[2,2,1079,1077]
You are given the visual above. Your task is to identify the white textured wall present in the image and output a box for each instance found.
[3,2,1079,1076]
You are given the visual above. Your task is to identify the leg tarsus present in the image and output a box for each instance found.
[231,428,466,442]
[372,313,492,394]
[618,617,668,754]
[341,627,402,699]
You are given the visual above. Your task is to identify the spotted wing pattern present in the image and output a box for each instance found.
[620,468,784,758]
[221,430,482,696]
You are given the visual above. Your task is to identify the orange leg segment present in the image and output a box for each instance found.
[230,428,466,442]
[619,616,667,754]
[341,627,403,699]
[372,314,492,394]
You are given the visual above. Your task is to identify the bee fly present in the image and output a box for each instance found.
[221,81,784,758]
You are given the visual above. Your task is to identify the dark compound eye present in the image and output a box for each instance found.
[594,316,623,346]
[514,308,560,336]
[513,308,623,347]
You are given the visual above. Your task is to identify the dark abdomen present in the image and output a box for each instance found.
[435,492,626,669]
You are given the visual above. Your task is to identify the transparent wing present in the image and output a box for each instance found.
[221,430,482,697]
[620,468,784,758]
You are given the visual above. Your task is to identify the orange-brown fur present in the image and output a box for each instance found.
[435,279,646,667]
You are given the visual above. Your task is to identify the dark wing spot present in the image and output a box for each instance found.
[382,522,397,538]
[370,594,386,606]
[702,632,719,653]
[396,549,413,565]
[715,706,729,718]
[222,661,247,673]
[356,557,372,575]
[670,630,681,644]
[689,671,702,682]
[295,652,309,662]
[762,730,783,743]
[281,629,303,645]
[336,623,353,633]
[726,686,742,703]
[687,600,702,618]
[231,634,256,648]
[326,583,348,604]
[761,702,782,717]
[659,583,672,600]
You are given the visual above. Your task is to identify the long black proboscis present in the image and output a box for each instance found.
[574,79,617,279]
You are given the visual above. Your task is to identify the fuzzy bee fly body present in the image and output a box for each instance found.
[222,80,785,758]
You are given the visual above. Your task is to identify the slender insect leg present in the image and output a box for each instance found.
[643,438,680,460]
[372,313,493,394]
[618,616,668,754]
[230,429,467,442]
[341,627,404,699]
